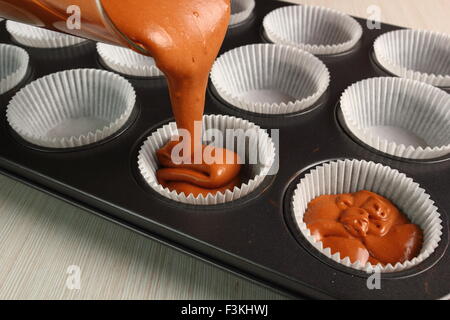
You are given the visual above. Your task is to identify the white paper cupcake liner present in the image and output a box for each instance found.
[230,0,255,26]
[7,69,136,148]
[340,77,450,160]
[292,159,443,273]
[263,5,363,55]
[138,114,276,205]
[6,21,86,48]
[0,44,29,95]
[97,43,163,78]
[210,44,330,115]
[374,29,450,87]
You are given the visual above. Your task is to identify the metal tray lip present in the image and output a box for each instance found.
[0,166,304,300]
[335,102,450,164]
[0,162,336,300]
[282,157,450,281]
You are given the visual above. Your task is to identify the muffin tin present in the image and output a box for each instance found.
[0,1,449,299]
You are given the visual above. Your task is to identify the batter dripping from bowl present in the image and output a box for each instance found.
[102,0,241,197]
[0,0,242,197]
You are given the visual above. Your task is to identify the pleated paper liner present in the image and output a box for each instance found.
[210,44,330,115]
[138,114,276,205]
[291,159,443,273]
[6,21,87,48]
[0,43,29,95]
[97,43,163,78]
[7,69,136,149]
[339,77,450,160]
[263,5,363,55]
[374,29,450,87]
[230,0,255,26]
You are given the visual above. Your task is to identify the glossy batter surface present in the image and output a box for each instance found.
[102,0,241,196]
[157,141,241,197]
[0,0,242,196]
[304,190,423,265]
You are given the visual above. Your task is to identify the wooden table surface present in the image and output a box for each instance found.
[0,0,448,300]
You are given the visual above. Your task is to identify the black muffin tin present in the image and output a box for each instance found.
[0,1,449,300]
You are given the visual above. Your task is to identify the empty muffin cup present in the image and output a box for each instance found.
[210,44,330,115]
[7,69,136,149]
[292,159,443,273]
[263,5,363,55]
[229,0,255,26]
[6,21,86,48]
[97,43,163,78]
[340,77,450,160]
[374,29,450,87]
[0,44,29,95]
[138,114,276,205]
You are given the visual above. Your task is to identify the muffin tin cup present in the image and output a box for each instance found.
[97,43,163,78]
[0,44,29,95]
[292,159,443,273]
[6,69,136,149]
[210,43,330,115]
[6,21,86,48]
[138,114,276,205]
[340,77,450,160]
[263,5,363,55]
[374,30,450,87]
[230,0,255,26]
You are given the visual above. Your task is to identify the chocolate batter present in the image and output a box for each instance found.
[101,0,242,196]
[156,140,241,197]
[304,190,423,265]
[0,0,242,196]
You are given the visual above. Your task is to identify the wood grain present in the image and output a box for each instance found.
[0,0,448,300]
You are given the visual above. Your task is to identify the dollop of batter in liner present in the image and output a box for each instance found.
[304,190,423,265]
